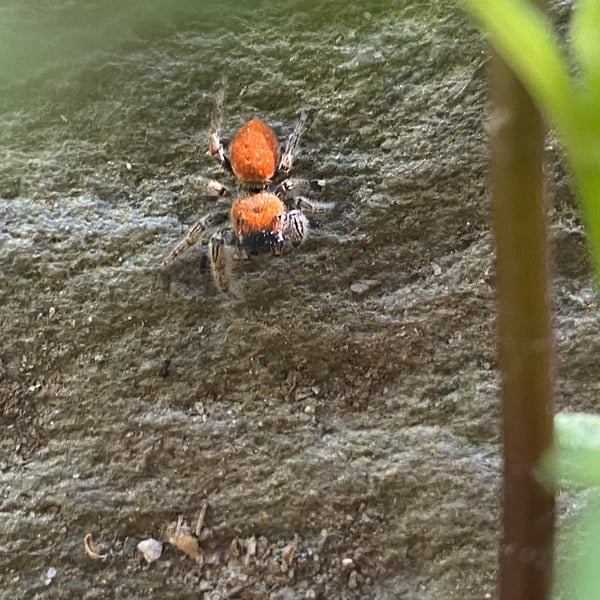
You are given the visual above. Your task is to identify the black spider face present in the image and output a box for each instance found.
[239,230,285,256]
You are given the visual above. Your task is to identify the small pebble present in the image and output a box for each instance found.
[44,567,57,585]
[348,570,359,589]
[380,138,395,151]
[137,538,163,563]
[349,279,379,295]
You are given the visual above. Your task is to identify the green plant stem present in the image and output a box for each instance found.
[490,50,555,599]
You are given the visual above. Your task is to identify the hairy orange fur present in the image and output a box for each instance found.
[230,118,279,184]
[231,192,285,237]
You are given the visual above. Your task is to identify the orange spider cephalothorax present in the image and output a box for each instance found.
[229,118,279,185]
[231,192,286,254]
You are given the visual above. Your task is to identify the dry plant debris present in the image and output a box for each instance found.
[83,533,109,560]
[165,504,208,563]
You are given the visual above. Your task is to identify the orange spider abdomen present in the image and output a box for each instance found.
[230,118,279,184]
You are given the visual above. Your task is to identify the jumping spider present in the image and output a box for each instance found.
[160,87,323,295]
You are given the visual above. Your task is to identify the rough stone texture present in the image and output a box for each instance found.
[0,1,592,598]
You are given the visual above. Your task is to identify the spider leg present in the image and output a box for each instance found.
[208,86,233,174]
[184,175,231,198]
[285,195,316,212]
[273,177,323,199]
[278,109,311,173]
[209,231,236,294]
[160,219,207,270]
[289,196,336,214]
[205,178,231,197]
[159,170,233,272]
[283,209,309,247]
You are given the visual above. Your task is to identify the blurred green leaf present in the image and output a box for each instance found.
[461,0,580,144]
[541,413,600,489]
[462,0,600,296]
[570,0,600,84]
[554,499,600,600]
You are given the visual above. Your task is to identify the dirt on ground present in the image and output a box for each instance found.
[0,1,594,598]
